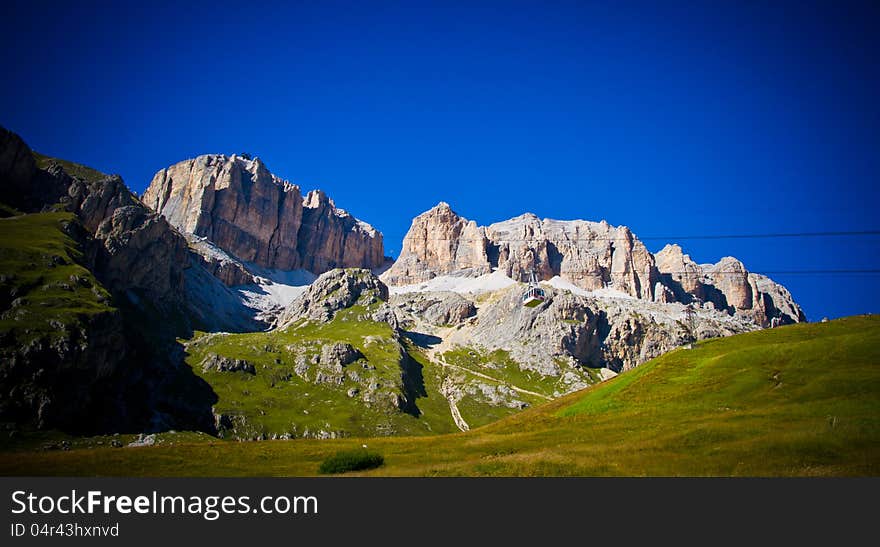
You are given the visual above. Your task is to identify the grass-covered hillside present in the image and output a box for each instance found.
[182,304,462,439]
[2,315,876,476]
[0,211,114,346]
[182,311,576,440]
[31,151,108,184]
[0,211,127,430]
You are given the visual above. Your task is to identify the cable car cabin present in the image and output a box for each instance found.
[521,286,546,307]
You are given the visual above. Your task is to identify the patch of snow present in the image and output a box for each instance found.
[488,216,611,241]
[186,236,319,321]
[245,264,317,287]
[235,266,317,316]
[541,218,609,235]
[541,276,757,329]
[356,219,379,236]
[235,284,308,312]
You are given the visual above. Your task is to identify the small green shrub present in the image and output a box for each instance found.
[318,450,384,474]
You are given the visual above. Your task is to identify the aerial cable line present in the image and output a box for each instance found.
[417,268,880,276]
[402,230,880,242]
[640,230,880,241]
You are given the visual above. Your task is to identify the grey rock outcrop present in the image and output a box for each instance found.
[655,244,806,326]
[192,253,255,287]
[127,433,157,447]
[201,354,256,374]
[321,342,363,367]
[142,155,383,274]
[384,203,805,327]
[276,268,389,327]
[382,202,490,285]
[66,173,140,233]
[185,234,255,287]
[383,204,658,299]
[430,284,754,384]
[313,343,364,385]
[92,205,189,311]
[390,291,476,327]
[654,244,706,301]
[750,272,806,325]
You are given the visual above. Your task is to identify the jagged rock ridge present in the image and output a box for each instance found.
[0,126,221,433]
[382,202,805,326]
[276,268,392,327]
[142,154,384,275]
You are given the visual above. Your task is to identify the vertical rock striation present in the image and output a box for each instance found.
[142,155,383,274]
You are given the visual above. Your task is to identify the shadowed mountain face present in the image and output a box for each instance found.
[382,202,805,327]
[0,126,218,434]
[142,155,384,274]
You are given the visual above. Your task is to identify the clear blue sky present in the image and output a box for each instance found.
[2,0,878,320]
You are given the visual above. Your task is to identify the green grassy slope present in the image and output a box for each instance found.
[1,315,877,476]
[0,212,114,345]
[32,151,108,183]
[438,347,560,428]
[182,306,461,439]
[442,347,563,398]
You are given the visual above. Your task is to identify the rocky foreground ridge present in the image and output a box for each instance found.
[0,127,217,432]
[382,202,805,327]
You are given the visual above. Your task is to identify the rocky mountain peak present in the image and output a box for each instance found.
[381,203,490,286]
[383,202,806,328]
[656,243,685,259]
[420,201,462,220]
[304,188,334,209]
[712,256,747,272]
[276,268,390,326]
[142,155,383,275]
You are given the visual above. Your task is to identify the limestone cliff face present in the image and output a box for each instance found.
[297,189,384,273]
[91,205,190,311]
[654,244,806,326]
[142,155,383,274]
[381,202,490,285]
[383,203,806,327]
[487,214,657,299]
[442,285,754,376]
[383,203,657,299]
[654,244,706,301]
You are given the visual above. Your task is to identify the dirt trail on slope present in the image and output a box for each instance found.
[440,377,470,432]
[431,350,552,401]
[414,327,551,432]
[424,331,553,401]
[408,324,554,431]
